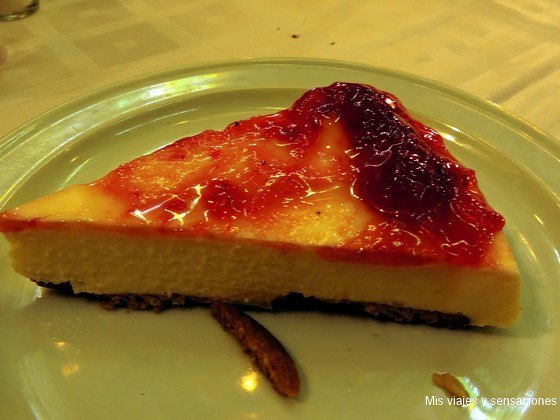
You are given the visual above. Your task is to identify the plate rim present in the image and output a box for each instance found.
[1,57,558,157]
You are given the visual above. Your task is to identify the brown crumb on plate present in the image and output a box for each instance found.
[432,372,470,399]
[211,300,300,398]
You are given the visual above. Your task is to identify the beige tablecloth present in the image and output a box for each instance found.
[1,0,559,140]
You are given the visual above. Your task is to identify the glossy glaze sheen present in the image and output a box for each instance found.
[97,82,503,266]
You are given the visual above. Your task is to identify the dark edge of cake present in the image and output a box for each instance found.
[33,280,470,329]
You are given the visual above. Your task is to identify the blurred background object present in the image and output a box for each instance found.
[0,0,38,21]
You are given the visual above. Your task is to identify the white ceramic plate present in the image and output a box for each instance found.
[0,59,559,419]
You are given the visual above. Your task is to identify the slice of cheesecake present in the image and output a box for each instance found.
[0,82,520,328]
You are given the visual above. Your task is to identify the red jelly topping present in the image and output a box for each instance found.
[99,82,504,266]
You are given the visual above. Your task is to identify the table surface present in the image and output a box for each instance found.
[0,0,559,141]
